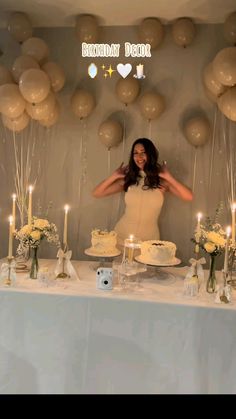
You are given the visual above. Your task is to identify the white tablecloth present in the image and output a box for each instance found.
[0,259,236,394]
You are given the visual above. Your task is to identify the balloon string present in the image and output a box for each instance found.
[116,108,126,225]
[207,105,217,198]
[148,120,152,139]
[107,148,112,230]
[192,147,198,193]
[77,120,84,237]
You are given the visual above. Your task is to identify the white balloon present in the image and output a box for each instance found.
[12,55,40,83]
[7,12,32,43]
[42,61,65,92]
[172,18,196,47]
[2,111,29,132]
[184,116,211,147]
[0,83,25,118]
[0,63,13,86]
[224,12,236,45]
[21,37,50,64]
[19,68,50,104]
[213,47,236,86]
[217,86,236,121]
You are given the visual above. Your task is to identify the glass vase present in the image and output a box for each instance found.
[206,254,217,293]
[30,247,39,279]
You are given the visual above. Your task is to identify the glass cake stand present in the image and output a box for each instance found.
[135,255,181,284]
[84,247,121,270]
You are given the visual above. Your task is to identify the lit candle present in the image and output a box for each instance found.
[128,234,134,263]
[28,185,33,225]
[223,226,231,274]
[231,203,236,246]
[63,205,69,247]
[8,215,13,258]
[195,212,202,254]
[12,194,16,231]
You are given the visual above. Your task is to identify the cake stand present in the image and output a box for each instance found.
[135,255,181,284]
[84,247,121,269]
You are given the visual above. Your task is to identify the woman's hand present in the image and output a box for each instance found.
[113,162,128,179]
[159,161,171,181]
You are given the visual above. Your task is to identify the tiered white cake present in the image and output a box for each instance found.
[140,240,177,264]
[91,229,118,255]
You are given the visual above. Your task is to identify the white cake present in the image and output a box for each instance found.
[91,229,118,255]
[140,240,177,264]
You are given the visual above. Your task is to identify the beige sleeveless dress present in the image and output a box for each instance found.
[114,170,164,247]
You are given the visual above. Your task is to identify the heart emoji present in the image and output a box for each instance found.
[117,63,132,78]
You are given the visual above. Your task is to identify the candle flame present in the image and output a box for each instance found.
[64,204,69,213]
[129,234,134,240]
[226,226,231,237]
[9,215,13,224]
[29,185,33,193]
[232,203,236,211]
[197,212,202,221]
[12,193,16,200]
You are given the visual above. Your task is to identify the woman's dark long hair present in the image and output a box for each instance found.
[124,138,162,192]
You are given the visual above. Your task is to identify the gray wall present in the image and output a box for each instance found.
[0,24,235,265]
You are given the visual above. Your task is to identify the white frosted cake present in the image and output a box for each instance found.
[140,240,177,264]
[91,229,118,255]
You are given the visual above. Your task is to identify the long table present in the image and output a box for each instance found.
[0,259,236,394]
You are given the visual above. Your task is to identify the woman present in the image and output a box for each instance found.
[92,138,193,246]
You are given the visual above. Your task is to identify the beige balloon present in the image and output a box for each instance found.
[42,61,65,92]
[213,47,236,86]
[217,86,236,122]
[172,18,196,47]
[39,101,60,127]
[75,15,99,43]
[0,83,25,118]
[204,87,217,103]
[224,12,236,45]
[21,37,50,65]
[98,119,123,149]
[116,77,140,105]
[184,116,211,147]
[2,111,30,132]
[203,62,227,99]
[19,68,51,104]
[71,88,95,119]
[7,12,32,43]
[26,91,56,120]
[0,63,13,86]
[138,18,164,49]
[139,91,165,120]
[12,55,40,83]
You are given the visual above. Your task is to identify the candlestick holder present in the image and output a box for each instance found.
[228,246,236,289]
[56,244,70,279]
[4,257,15,286]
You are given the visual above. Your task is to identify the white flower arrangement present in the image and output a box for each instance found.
[15,216,60,249]
[192,206,226,256]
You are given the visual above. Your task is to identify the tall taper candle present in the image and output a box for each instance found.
[12,194,16,231]
[128,234,134,263]
[223,226,231,274]
[28,185,33,225]
[195,212,202,254]
[8,216,13,258]
[63,205,69,246]
[231,203,236,246]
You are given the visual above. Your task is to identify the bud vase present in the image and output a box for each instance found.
[206,254,217,293]
[30,247,39,279]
